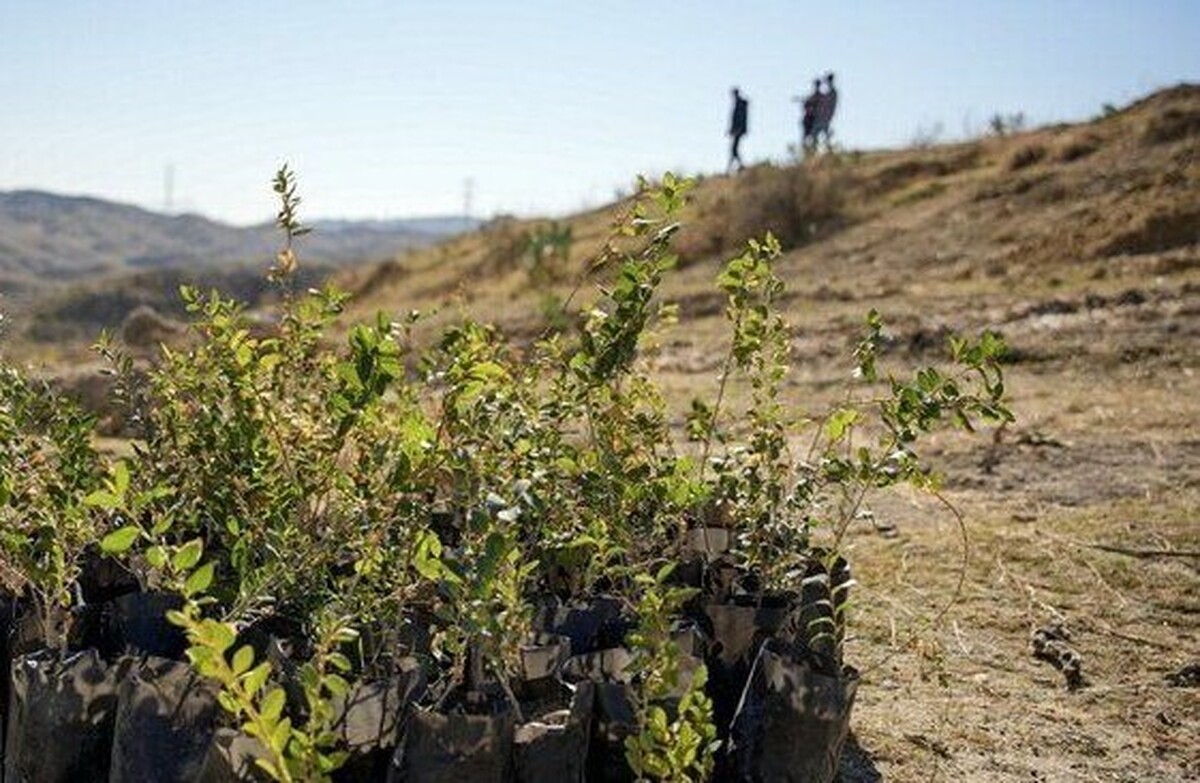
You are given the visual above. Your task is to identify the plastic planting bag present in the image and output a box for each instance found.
[108,655,219,783]
[332,659,427,782]
[512,679,594,783]
[584,682,637,783]
[391,707,516,783]
[703,596,795,738]
[198,728,269,783]
[4,648,119,783]
[726,638,858,783]
[390,678,595,783]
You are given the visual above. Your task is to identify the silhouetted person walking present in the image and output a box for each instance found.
[815,72,838,150]
[796,78,823,152]
[727,87,749,173]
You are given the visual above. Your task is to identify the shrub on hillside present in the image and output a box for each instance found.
[1056,133,1101,163]
[1006,143,1047,171]
[675,163,849,265]
[1143,106,1200,145]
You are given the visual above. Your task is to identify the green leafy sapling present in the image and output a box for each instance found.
[624,563,719,782]
[0,368,105,648]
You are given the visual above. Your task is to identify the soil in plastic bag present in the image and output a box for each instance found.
[4,648,119,783]
[100,592,187,661]
[108,655,219,783]
[725,638,858,783]
[332,657,427,783]
[702,595,795,738]
[198,727,270,783]
[390,705,515,783]
[512,678,594,783]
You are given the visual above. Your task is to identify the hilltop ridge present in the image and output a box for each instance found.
[335,83,1198,346]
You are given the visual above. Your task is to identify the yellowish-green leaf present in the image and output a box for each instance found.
[183,562,215,598]
[825,408,860,442]
[112,460,130,498]
[271,717,292,753]
[99,525,141,555]
[145,545,168,569]
[84,490,121,510]
[243,661,272,697]
[172,538,204,571]
[326,652,352,673]
[231,644,255,676]
[261,687,286,723]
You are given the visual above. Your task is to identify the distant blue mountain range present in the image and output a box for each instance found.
[0,190,481,288]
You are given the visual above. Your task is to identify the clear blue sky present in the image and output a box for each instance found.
[1,1,1196,225]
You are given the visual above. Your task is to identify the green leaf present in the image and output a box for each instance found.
[253,760,280,781]
[412,530,445,582]
[327,652,352,673]
[172,538,204,571]
[824,408,860,442]
[84,490,121,510]
[200,619,237,653]
[99,525,141,555]
[271,717,292,753]
[260,687,286,723]
[112,460,130,498]
[217,691,241,715]
[150,515,173,536]
[259,352,284,373]
[323,673,351,698]
[231,644,255,676]
[164,609,190,628]
[183,562,215,597]
[243,662,272,697]
[145,545,168,569]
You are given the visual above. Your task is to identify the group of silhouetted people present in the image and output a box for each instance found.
[726,72,838,173]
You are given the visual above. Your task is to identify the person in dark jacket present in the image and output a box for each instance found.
[796,78,823,152]
[727,87,749,173]
[815,72,838,150]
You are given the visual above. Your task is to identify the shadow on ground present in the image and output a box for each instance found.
[839,733,883,782]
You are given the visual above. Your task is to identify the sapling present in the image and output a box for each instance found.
[0,368,105,648]
[624,564,719,782]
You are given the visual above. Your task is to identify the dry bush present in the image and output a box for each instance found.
[1056,133,1102,163]
[1097,206,1200,257]
[676,164,849,265]
[475,217,531,277]
[889,180,947,207]
[867,146,980,198]
[121,305,182,350]
[1007,143,1047,171]
[1142,107,1200,145]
